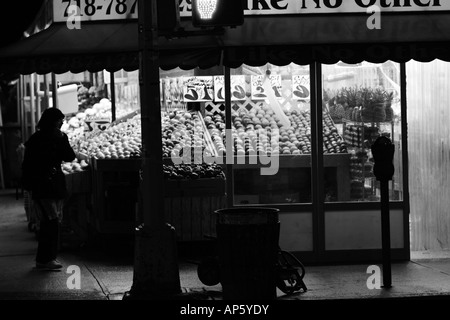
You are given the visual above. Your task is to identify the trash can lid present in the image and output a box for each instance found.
[215,207,279,225]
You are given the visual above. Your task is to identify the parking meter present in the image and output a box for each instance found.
[371,136,395,181]
[371,136,394,288]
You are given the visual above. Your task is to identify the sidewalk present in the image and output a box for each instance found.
[1,189,450,301]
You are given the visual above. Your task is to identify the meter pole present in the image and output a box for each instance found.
[372,136,395,289]
[380,178,391,288]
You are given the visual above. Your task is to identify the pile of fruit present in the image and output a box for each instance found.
[78,85,102,111]
[204,105,347,156]
[322,112,348,154]
[71,109,216,161]
[163,163,225,180]
[162,109,215,161]
[61,158,89,175]
[62,98,142,149]
[75,114,142,159]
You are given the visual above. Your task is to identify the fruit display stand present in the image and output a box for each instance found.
[89,157,226,240]
[163,164,226,241]
[83,109,226,241]
[90,156,141,235]
[60,152,92,248]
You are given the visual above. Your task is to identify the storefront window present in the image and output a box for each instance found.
[322,61,403,202]
[226,64,313,205]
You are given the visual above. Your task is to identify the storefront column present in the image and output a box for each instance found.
[310,62,325,260]
[124,0,181,299]
[400,62,411,257]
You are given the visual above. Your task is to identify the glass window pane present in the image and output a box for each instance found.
[227,63,312,205]
[322,61,403,202]
[109,69,140,119]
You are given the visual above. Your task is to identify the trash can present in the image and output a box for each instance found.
[215,207,280,300]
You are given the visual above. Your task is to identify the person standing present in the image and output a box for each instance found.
[22,108,76,270]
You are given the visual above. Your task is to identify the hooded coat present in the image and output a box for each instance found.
[22,108,76,199]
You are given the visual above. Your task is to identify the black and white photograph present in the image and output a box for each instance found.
[0,0,449,317]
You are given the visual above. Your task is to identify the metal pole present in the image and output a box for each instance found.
[124,0,181,299]
[35,74,42,124]
[51,73,58,109]
[19,76,25,140]
[30,74,36,134]
[139,0,164,229]
[43,74,50,110]
[23,76,29,140]
[110,72,116,122]
[380,179,392,288]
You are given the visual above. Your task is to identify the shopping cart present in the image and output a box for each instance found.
[197,238,307,295]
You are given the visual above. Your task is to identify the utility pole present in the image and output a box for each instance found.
[123,0,181,299]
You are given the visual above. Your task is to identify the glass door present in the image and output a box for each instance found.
[320,61,408,261]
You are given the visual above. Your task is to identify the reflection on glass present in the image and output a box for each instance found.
[112,69,140,119]
[322,61,403,202]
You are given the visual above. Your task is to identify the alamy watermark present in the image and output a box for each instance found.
[170,127,281,176]
[66,265,81,290]
[66,5,82,30]
[367,5,381,30]
[366,265,381,290]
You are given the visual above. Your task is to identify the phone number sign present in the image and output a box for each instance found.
[54,0,138,22]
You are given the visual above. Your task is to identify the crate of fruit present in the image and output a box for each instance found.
[163,163,226,197]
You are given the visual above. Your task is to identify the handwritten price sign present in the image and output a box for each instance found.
[251,75,282,101]
[84,117,111,131]
[213,76,247,102]
[292,75,311,100]
[54,0,138,22]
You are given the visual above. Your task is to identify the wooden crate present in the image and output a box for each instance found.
[89,158,227,239]
[164,178,226,197]
[62,187,90,248]
[164,195,226,241]
[65,170,91,195]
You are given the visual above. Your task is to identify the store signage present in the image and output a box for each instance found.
[54,0,138,23]
[53,0,449,23]
[251,75,282,100]
[292,75,310,100]
[213,76,247,102]
[84,116,111,131]
[180,0,449,16]
[183,76,214,102]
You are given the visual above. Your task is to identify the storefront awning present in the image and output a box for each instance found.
[1,12,450,75]
[0,20,224,75]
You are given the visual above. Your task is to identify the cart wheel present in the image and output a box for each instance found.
[279,250,306,279]
[197,256,220,286]
[276,250,307,294]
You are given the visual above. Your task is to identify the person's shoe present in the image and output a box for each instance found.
[36,260,63,270]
